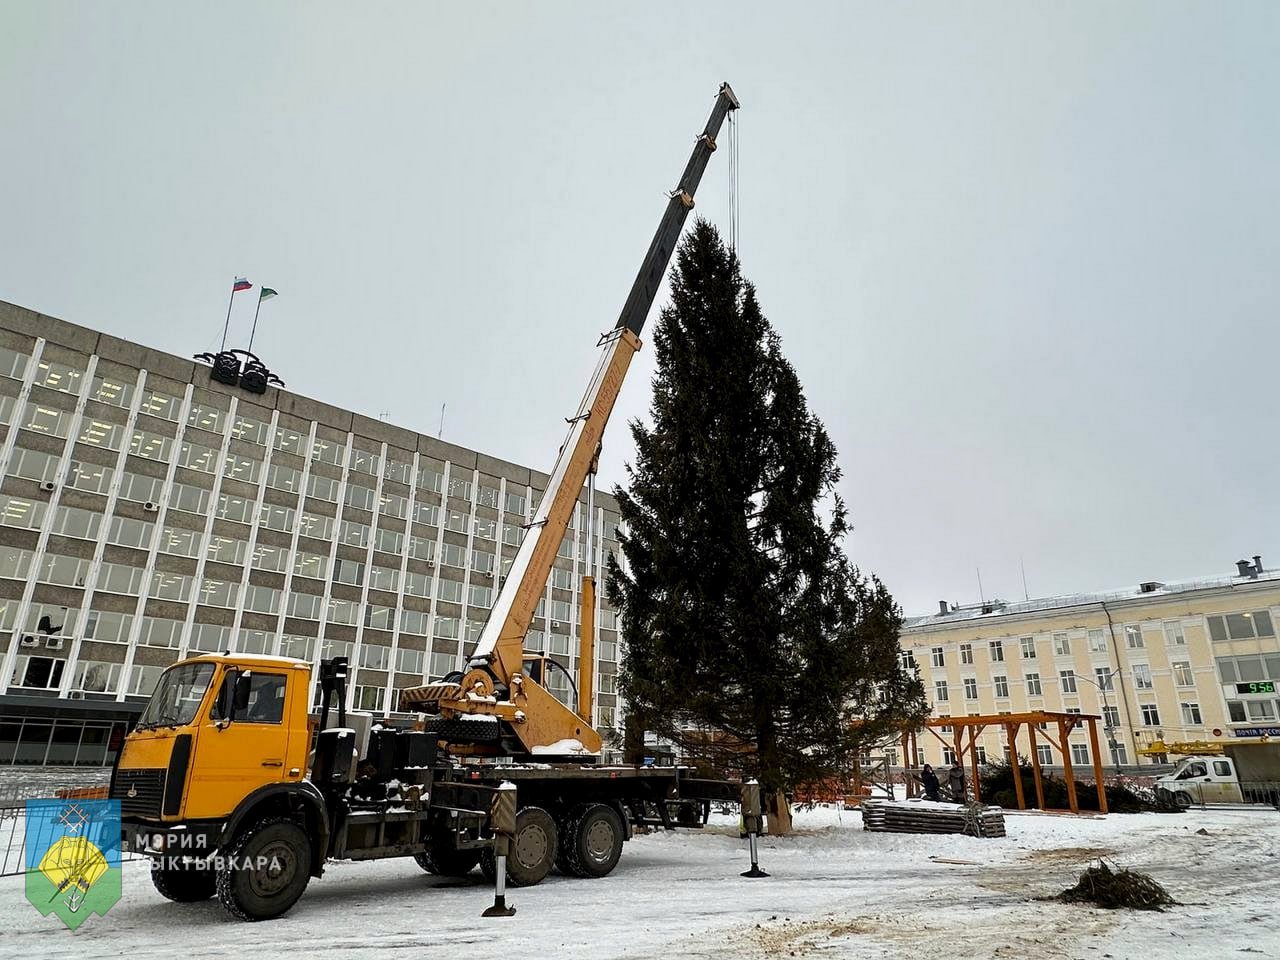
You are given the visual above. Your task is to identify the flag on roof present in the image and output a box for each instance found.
[258,287,277,301]
[232,278,252,293]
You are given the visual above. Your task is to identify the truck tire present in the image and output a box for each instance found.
[151,859,216,902]
[506,806,557,887]
[1172,791,1192,809]
[560,803,625,879]
[414,845,481,877]
[216,817,312,921]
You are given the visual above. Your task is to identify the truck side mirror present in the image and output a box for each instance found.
[214,668,238,729]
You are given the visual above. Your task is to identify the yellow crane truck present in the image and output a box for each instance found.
[111,82,745,921]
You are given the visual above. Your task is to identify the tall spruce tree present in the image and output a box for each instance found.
[607,220,927,830]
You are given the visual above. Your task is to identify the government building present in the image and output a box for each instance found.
[900,558,1280,770]
[0,299,624,767]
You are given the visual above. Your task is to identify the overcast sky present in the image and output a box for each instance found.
[2,2,1277,616]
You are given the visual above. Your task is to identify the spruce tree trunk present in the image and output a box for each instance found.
[622,710,647,765]
[765,788,793,835]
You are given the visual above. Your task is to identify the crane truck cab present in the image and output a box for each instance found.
[112,653,495,920]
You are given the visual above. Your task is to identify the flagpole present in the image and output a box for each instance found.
[220,279,236,352]
[248,293,263,354]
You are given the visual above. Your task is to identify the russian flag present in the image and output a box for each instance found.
[232,277,252,292]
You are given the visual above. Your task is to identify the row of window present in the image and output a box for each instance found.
[931,660,1199,704]
[922,612,1278,673]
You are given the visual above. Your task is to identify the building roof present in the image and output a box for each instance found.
[904,562,1279,632]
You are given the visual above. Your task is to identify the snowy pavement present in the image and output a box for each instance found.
[1,804,1277,959]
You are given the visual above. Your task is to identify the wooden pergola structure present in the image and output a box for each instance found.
[900,711,1108,814]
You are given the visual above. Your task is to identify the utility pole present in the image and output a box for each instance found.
[1074,668,1123,769]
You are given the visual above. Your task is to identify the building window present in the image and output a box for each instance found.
[993,675,1009,698]
[353,685,385,712]
[934,680,948,703]
[989,640,1004,662]
[1163,621,1186,646]
[1091,667,1114,691]
[1207,611,1276,642]
[1020,636,1036,659]
[1140,704,1160,726]
[899,650,917,672]
[1070,743,1090,766]
[1036,744,1053,766]
[1053,633,1070,656]
[1087,629,1107,653]
[505,491,526,516]
[1025,672,1042,696]
[138,391,180,421]
[963,677,978,700]
[1246,700,1278,721]
[1102,705,1120,729]
[1132,664,1153,690]
[942,748,956,766]
[308,474,340,502]
[1124,625,1144,649]
[931,647,945,668]
[1172,661,1194,687]
[1180,702,1203,726]
[449,476,472,501]
[959,643,973,665]
[1060,670,1077,694]
[437,578,463,604]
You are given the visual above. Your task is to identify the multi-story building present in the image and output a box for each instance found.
[901,557,1280,770]
[0,299,624,767]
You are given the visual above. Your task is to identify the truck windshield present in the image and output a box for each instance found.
[136,662,216,729]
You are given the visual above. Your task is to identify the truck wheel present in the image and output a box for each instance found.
[506,806,557,887]
[414,845,481,877]
[216,817,312,921]
[1172,791,1192,809]
[562,804,624,879]
[151,859,216,902]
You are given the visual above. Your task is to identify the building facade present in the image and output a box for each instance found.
[901,558,1280,770]
[0,299,624,766]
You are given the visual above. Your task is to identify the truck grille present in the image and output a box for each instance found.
[112,768,166,819]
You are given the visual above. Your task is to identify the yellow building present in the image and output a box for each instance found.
[900,556,1280,769]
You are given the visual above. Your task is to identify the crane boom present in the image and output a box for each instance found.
[401,83,739,757]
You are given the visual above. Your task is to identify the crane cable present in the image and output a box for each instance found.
[727,109,740,256]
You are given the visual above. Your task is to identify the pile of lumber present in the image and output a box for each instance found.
[861,798,1006,838]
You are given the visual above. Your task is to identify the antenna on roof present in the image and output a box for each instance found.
[1020,556,1029,601]
[976,565,985,605]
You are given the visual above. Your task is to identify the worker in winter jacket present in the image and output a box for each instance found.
[948,764,966,802]
[921,764,941,801]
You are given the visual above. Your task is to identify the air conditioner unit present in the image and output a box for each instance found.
[45,636,65,650]
[19,635,39,648]
[426,559,435,568]
[69,690,85,700]
[144,500,159,512]
[39,481,57,492]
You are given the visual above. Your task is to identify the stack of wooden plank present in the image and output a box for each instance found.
[861,799,1006,838]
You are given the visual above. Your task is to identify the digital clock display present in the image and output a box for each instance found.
[1235,681,1277,695]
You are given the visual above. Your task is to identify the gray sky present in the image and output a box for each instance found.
[2,2,1277,616]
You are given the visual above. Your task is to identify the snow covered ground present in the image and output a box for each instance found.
[1,803,1276,959]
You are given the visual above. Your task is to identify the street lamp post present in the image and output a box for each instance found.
[1073,668,1124,769]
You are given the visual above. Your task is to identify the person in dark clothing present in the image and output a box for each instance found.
[948,764,967,802]
[921,763,941,801]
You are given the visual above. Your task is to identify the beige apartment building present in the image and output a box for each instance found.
[900,557,1280,770]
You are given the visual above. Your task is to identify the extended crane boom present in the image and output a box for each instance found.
[401,82,739,757]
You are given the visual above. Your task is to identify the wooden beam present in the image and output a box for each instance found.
[1058,719,1079,814]
[1088,718,1108,814]
[1006,722,1026,810]
[1028,723,1046,810]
